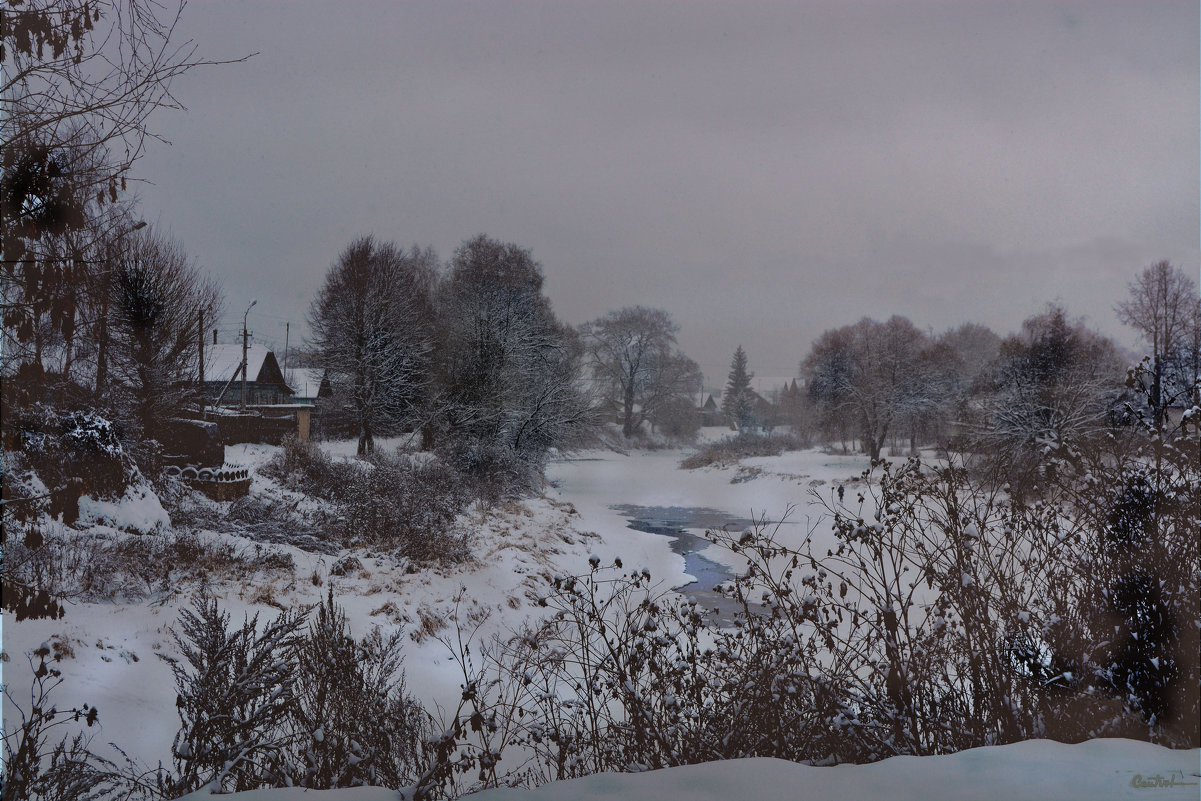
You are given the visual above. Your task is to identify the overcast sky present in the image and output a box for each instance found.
[136,0,1199,387]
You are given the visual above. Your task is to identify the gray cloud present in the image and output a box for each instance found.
[137,0,1198,384]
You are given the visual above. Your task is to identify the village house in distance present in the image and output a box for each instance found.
[201,341,293,406]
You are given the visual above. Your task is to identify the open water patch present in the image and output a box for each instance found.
[609,504,760,624]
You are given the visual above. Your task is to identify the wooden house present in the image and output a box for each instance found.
[201,344,293,406]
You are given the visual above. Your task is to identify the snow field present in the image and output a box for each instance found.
[175,739,1201,801]
[8,438,1195,801]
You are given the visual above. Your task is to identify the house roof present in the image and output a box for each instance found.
[288,368,327,398]
[203,344,289,389]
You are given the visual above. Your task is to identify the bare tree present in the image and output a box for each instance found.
[939,323,1001,391]
[1,1,249,226]
[582,306,701,438]
[802,316,936,460]
[0,138,140,395]
[1116,261,1200,426]
[309,237,436,457]
[2,1,245,410]
[106,227,223,442]
[973,304,1123,494]
[435,235,591,465]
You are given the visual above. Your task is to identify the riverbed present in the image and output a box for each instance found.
[546,445,872,623]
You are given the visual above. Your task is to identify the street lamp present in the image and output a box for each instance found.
[240,299,257,409]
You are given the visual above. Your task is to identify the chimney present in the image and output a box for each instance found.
[213,329,218,345]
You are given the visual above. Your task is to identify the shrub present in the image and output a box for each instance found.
[286,589,426,789]
[261,435,356,501]
[1025,375,1200,746]
[2,525,294,610]
[161,592,428,796]
[680,431,805,469]
[161,596,305,795]
[652,397,702,442]
[1,646,110,801]
[435,437,541,503]
[264,437,470,562]
[339,452,469,562]
[424,395,1198,791]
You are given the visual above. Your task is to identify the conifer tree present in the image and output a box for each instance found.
[722,345,755,431]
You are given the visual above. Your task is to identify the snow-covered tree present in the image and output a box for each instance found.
[308,237,436,456]
[973,304,1123,493]
[106,227,222,442]
[1116,261,1200,427]
[721,345,755,431]
[801,316,937,460]
[582,306,702,438]
[434,235,590,470]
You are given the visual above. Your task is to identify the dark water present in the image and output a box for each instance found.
[609,505,759,624]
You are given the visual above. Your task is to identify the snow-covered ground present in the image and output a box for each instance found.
[177,739,1201,801]
[546,441,875,582]
[6,437,1197,800]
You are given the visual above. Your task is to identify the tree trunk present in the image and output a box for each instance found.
[622,379,636,438]
[1152,355,1164,428]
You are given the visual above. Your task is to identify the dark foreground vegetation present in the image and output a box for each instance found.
[5,374,1196,800]
[2,2,1198,799]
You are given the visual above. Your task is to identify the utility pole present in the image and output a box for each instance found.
[198,308,205,415]
[241,299,257,408]
[283,321,290,374]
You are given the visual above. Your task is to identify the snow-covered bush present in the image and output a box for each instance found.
[1023,363,1200,747]
[436,437,541,504]
[262,436,357,501]
[264,437,470,562]
[339,452,468,561]
[680,431,805,469]
[161,596,305,795]
[6,405,137,503]
[1,645,111,801]
[285,590,426,789]
[1,407,161,620]
[161,592,429,797]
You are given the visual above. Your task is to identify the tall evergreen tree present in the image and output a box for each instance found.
[722,345,755,431]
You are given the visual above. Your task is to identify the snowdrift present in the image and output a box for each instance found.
[178,739,1199,801]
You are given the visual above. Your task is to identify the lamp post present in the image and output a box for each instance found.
[240,299,257,408]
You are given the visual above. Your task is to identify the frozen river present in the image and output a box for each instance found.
[545,445,866,622]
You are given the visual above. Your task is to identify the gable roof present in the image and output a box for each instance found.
[288,368,327,398]
[203,344,290,390]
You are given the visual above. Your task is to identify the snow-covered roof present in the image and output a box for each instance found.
[288,368,326,398]
[203,344,273,384]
